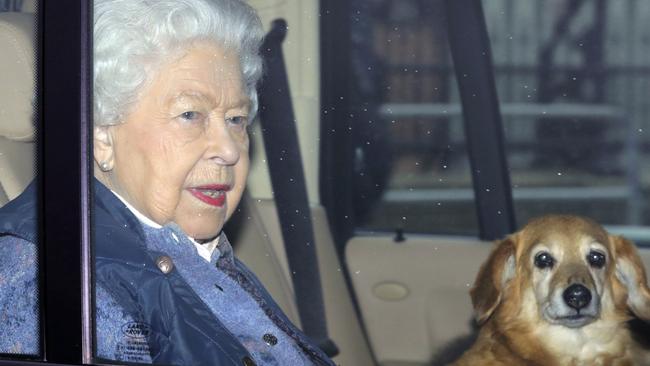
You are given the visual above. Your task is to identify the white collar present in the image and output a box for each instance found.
[191,236,220,262]
[111,189,162,229]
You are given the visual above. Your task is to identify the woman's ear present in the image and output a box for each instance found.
[470,237,516,325]
[611,235,650,321]
[94,125,115,171]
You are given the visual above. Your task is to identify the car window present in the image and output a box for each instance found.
[338,0,479,237]
[483,0,650,244]
[327,0,650,243]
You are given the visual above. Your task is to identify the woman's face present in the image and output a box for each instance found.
[94,42,250,240]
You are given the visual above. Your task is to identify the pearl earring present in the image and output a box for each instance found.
[100,162,110,171]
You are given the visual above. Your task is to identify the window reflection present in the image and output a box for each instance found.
[349,0,479,235]
[483,0,650,243]
[0,1,40,358]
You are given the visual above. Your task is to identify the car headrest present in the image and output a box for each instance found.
[0,12,36,142]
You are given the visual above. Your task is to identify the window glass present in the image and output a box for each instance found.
[483,0,650,244]
[0,0,41,359]
[349,0,479,236]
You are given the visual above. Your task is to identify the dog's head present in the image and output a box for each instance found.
[471,215,650,329]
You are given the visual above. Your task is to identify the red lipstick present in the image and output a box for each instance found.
[188,184,230,207]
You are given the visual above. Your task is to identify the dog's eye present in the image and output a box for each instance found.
[587,251,606,268]
[534,252,555,269]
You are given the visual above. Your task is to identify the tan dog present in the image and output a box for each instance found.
[453,215,650,366]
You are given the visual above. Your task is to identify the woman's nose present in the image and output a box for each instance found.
[205,121,240,165]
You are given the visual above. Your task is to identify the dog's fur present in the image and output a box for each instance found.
[453,215,650,366]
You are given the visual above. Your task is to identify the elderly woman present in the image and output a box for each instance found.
[0,0,334,365]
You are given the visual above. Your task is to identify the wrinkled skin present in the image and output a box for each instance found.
[94,41,250,240]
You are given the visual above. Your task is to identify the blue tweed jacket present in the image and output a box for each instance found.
[0,180,334,366]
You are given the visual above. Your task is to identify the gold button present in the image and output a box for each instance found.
[155,256,174,274]
[241,356,256,366]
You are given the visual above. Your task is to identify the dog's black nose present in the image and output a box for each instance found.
[563,284,592,310]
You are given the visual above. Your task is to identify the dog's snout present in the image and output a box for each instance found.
[563,284,592,310]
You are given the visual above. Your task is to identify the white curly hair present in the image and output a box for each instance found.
[93,0,264,126]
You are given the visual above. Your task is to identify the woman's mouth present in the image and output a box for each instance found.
[188,185,230,207]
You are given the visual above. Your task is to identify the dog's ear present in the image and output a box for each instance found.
[611,235,650,321]
[470,237,516,325]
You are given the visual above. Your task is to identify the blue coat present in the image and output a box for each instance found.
[0,180,334,365]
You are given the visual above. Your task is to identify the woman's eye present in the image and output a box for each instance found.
[227,116,248,126]
[534,251,555,269]
[587,251,606,268]
[179,111,202,121]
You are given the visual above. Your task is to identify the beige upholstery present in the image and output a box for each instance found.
[247,0,322,204]
[21,0,37,13]
[0,12,37,205]
[230,197,376,366]
[0,13,36,141]
[346,236,492,365]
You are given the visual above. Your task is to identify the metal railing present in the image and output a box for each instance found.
[378,102,643,225]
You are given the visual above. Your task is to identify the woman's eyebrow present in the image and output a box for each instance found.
[169,91,250,109]
[168,91,210,103]
[230,97,251,110]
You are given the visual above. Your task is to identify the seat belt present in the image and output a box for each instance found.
[257,19,339,358]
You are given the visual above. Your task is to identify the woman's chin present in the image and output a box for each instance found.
[189,229,222,242]
[178,218,223,241]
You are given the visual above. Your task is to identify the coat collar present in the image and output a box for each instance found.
[0,180,37,242]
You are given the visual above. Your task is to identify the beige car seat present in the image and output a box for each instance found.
[0,12,37,206]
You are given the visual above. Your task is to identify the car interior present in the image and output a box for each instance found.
[1,0,650,365]
[0,9,35,206]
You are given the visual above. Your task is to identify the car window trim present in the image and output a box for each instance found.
[39,0,92,363]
